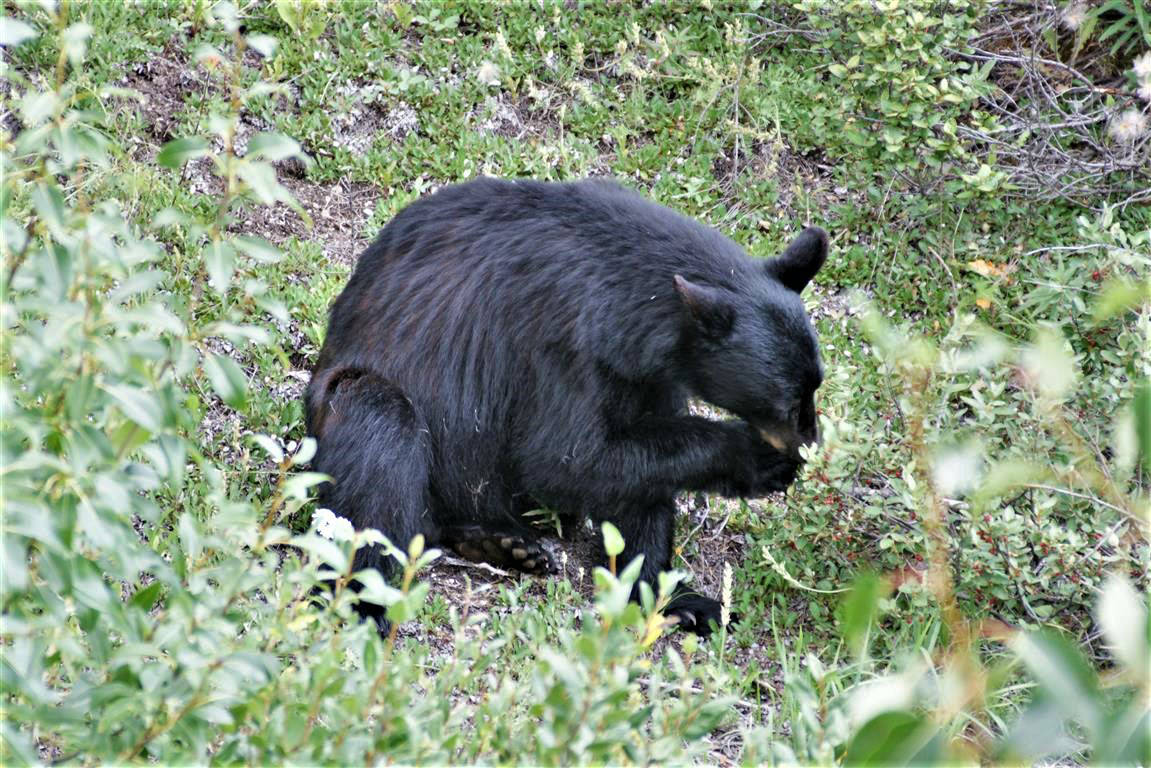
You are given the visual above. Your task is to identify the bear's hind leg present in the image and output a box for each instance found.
[441,524,555,575]
[307,367,433,629]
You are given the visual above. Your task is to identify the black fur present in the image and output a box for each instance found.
[306,178,827,635]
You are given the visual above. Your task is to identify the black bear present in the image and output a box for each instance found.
[306,177,826,634]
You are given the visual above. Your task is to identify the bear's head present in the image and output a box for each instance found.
[674,226,827,459]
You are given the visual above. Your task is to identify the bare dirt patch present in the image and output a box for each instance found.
[332,99,421,153]
[235,173,380,267]
[120,36,212,151]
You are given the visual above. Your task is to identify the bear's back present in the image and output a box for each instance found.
[316,178,759,419]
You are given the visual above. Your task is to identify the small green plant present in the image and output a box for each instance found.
[758,205,1149,644]
[1093,0,1151,57]
[747,571,1149,765]
[272,0,330,43]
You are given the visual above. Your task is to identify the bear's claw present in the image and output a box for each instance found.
[447,526,555,576]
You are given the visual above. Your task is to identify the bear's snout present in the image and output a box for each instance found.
[757,424,819,461]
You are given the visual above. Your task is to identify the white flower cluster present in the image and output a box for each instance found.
[1060,2,1087,31]
[1109,52,1151,144]
[1135,51,1151,103]
[313,508,355,542]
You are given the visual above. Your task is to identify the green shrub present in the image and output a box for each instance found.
[751,202,1149,638]
[743,572,1150,765]
[786,0,1000,191]
[749,251,1149,763]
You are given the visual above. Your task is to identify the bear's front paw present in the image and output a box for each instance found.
[712,424,759,497]
[751,450,801,495]
[665,591,726,636]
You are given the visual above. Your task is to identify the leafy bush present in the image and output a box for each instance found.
[742,572,1150,765]
[753,204,1149,640]
[787,0,1000,191]
[750,254,1149,763]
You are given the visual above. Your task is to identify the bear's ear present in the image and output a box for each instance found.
[766,226,828,293]
[674,275,735,337]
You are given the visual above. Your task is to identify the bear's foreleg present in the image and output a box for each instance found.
[594,497,725,635]
[589,415,767,497]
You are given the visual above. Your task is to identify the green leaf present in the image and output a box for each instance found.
[2,534,28,593]
[681,697,734,739]
[841,572,888,658]
[1,721,41,764]
[232,234,282,263]
[1091,279,1145,324]
[353,568,404,607]
[255,295,289,323]
[141,435,187,487]
[282,472,329,501]
[291,437,317,466]
[203,353,248,410]
[178,512,202,563]
[105,384,164,433]
[1134,379,1151,474]
[601,521,625,558]
[1022,326,1076,401]
[1095,698,1151,766]
[61,22,92,67]
[31,183,67,238]
[250,434,284,462]
[205,240,236,293]
[194,702,234,726]
[997,697,1084,763]
[71,559,115,612]
[243,82,289,102]
[407,534,425,560]
[844,711,945,765]
[274,0,303,33]
[292,533,349,573]
[19,91,56,128]
[1096,573,1149,676]
[237,161,289,205]
[156,136,209,169]
[247,132,303,162]
[246,34,278,58]
[129,580,164,612]
[1011,631,1103,736]
[387,581,429,623]
[108,270,164,304]
[973,460,1049,504]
